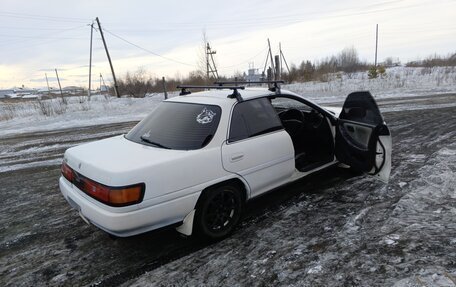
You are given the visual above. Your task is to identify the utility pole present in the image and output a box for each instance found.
[262,49,270,78]
[274,55,280,81]
[96,17,120,98]
[279,43,283,77]
[162,76,168,99]
[100,73,107,90]
[206,42,218,80]
[279,44,291,74]
[375,24,379,67]
[267,38,275,79]
[45,73,50,96]
[206,43,210,80]
[55,68,65,103]
[99,73,108,97]
[267,67,273,82]
[88,22,94,100]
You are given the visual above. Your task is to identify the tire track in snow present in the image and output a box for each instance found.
[0,121,136,173]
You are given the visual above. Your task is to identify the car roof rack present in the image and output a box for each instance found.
[176,85,245,102]
[214,80,285,94]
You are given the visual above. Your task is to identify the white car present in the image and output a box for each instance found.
[59,83,392,239]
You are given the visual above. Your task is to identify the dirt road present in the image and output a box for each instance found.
[1,94,455,286]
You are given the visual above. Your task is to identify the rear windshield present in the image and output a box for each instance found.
[126,102,221,150]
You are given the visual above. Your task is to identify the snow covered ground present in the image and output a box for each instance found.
[0,93,173,138]
[0,66,455,138]
[0,73,455,286]
[122,104,456,287]
[285,66,456,103]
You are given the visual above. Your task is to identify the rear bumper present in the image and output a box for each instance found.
[59,176,199,237]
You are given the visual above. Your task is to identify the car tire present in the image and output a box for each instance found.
[194,184,243,240]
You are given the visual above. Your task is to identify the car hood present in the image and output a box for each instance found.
[64,135,188,186]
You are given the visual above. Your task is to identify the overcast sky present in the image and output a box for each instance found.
[0,0,455,89]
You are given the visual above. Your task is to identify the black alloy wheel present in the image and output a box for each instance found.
[195,185,243,240]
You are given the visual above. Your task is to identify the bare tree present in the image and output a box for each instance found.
[195,31,209,81]
[117,67,154,98]
[338,46,361,73]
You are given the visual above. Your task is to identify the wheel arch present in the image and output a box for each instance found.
[194,177,249,210]
[176,176,250,237]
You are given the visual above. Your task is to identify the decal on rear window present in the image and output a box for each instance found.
[196,107,216,124]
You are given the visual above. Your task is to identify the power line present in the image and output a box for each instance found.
[0,34,85,40]
[101,28,197,67]
[0,0,435,37]
[0,10,90,23]
[75,1,442,30]
[0,24,87,47]
[0,1,445,31]
[218,47,268,70]
[0,25,90,31]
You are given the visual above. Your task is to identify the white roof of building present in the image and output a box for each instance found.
[22,94,40,99]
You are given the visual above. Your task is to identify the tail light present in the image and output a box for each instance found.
[61,162,144,207]
[61,161,74,182]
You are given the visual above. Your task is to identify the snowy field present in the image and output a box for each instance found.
[0,93,173,138]
[1,66,455,138]
[285,66,456,102]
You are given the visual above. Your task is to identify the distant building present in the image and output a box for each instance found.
[245,65,262,82]
[241,63,263,82]
[62,86,84,94]
[14,87,36,96]
[99,85,109,92]
[22,94,40,99]
[4,93,21,99]
[37,88,50,95]
[1,87,44,100]
[0,89,14,98]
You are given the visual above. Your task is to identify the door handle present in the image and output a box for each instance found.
[230,153,244,162]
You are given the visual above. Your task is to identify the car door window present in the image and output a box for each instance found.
[271,97,312,112]
[339,91,384,125]
[229,98,282,142]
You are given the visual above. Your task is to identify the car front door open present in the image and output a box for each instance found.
[335,91,392,182]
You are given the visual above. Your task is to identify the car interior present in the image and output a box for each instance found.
[271,97,335,172]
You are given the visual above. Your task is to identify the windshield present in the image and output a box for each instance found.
[126,102,222,150]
